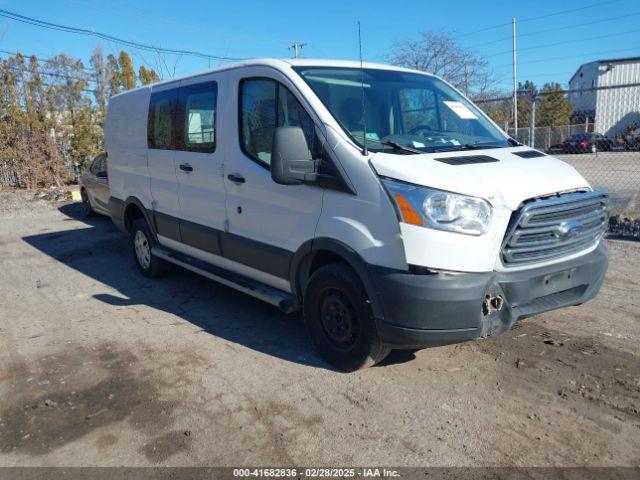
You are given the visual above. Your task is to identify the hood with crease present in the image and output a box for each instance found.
[369,147,590,211]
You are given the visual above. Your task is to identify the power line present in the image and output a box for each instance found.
[0,8,246,63]
[487,28,640,58]
[1,53,96,81]
[455,0,625,39]
[516,71,574,78]
[519,0,625,24]
[0,48,95,74]
[7,67,94,83]
[492,45,640,69]
[9,76,97,94]
[468,11,640,49]
[3,63,97,88]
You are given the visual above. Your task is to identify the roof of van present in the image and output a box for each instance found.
[111,58,434,97]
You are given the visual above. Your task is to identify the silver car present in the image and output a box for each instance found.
[79,153,110,216]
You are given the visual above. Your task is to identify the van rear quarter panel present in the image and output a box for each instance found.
[104,88,152,208]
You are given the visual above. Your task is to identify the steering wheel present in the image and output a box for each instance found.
[408,124,433,135]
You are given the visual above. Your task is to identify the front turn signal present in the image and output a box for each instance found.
[392,193,424,226]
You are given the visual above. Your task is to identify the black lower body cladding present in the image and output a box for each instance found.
[108,197,126,232]
[371,242,608,348]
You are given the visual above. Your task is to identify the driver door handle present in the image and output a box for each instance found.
[227,173,245,184]
[179,163,193,172]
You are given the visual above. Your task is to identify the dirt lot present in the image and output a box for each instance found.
[0,188,639,467]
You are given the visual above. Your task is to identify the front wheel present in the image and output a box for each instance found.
[303,263,390,371]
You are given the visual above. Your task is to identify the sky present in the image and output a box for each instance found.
[0,0,639,93]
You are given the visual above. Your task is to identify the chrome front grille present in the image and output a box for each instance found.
[502,190,608,266]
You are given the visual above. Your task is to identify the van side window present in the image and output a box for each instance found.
[278,87,320,158]
[148,89,178,149]
[178,81,217,153]
[240,78,319,168]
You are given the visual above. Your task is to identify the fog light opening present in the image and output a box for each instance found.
[483,294,492,316]
[491,295,504,311]
[483,294,505,316]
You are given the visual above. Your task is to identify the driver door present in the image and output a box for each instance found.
[222,68,324,291]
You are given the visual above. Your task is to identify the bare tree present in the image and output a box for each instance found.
[90,44,109,114]
[386,31,501,100]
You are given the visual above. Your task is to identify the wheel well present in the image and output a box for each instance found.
[123,203,145,233]
[297,249,348,295]
[294,243,386,320]
[308,250,344,277]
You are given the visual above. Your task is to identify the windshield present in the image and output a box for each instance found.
[293,66,510,154]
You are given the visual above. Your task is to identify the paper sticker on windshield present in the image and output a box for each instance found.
[443,101,478,120]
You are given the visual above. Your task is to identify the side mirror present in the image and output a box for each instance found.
[96,171,108,179]
[271,127,317,185]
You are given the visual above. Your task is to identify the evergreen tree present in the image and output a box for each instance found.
[45,54,97,169]
[138,66,160,85]
[118,51,137,91]
[107,53,120,97]
[515,80,539,129]
[537,83,574,127]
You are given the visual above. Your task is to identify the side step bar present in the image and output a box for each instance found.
[151,246,299,313]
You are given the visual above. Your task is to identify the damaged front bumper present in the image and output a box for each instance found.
[371,242,608,348]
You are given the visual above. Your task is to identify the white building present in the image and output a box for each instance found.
[568,56,640,136]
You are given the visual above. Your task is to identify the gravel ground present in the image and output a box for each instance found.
[0,188,639,467]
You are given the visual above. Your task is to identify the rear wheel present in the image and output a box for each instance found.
[81,188,95,217]
[303,263,390,371]
[131,218,166,278]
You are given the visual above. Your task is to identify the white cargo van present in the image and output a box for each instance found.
[104,59,608,371]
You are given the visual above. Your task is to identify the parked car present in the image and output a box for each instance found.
[547,133,613,154]
[104,59,608,371]
[79,153,110,216]
[623,124,640,151]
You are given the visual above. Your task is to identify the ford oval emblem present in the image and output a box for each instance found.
[556,220,584,239]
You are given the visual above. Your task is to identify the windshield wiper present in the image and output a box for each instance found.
[431,143,507,153]
[351,134,423,155]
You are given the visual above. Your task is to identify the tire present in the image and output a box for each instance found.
[131,218,166,278]
[81,188,95,217]
[303,263,391,372]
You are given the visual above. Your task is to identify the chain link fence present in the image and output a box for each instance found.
[477,83,640,227]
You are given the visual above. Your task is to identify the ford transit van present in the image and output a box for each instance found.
[104,59,608,371]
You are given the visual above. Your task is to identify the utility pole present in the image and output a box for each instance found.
[530,98,536,148]
[464,63,469,97]
[288,43,306,59]
[512,17,518,139]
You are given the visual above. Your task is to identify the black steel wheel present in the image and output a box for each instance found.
[319,288,359,350]
[303,263,390,371]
